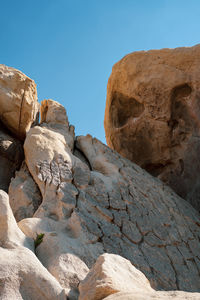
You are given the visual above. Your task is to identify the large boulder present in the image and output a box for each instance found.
[79,253,153,300]
[104,44,200,211]
[79,254,200,300]
[19,99,200,295]
[0,64,39,140]
[0,190,65,300]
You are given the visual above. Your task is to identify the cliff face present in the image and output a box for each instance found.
[0,63,200,300]
[104,44,200,212]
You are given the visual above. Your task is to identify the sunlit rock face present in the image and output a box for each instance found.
[0,64,39,193]
[104,44,200,211]
[0,64,39,140]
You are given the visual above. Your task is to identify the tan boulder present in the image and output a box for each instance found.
[0,190,65,300]
[41,98,70,125]
[79,253,154,300]
[104,44,200,211]
[80,253,200,300]
[0,64,39,139]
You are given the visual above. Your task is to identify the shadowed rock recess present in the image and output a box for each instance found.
[0,63,200,299]
[104,44,200,212]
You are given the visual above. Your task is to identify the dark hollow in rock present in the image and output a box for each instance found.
[0,121,24,192]
[110,92,145,128]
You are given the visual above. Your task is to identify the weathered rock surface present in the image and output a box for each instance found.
[0,64,39,140]
[104,44,200,211]
[0,190,65,300]
[19,99,200,294]
[79,254,200,300]
[0,122,24,192]
[9,161,42,222]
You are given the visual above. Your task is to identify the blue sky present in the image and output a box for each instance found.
[1,0,200,143]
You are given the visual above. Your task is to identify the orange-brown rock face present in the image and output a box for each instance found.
[104,44,200,211]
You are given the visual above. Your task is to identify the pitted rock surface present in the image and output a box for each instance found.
[19,99,200,294]
[104,44,200,211]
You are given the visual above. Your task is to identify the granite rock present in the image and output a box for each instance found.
[21,99,200,294]
[104,44,200,211]
[0,64,39,140]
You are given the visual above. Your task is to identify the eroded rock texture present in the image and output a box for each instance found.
[18,99,200,295]
[104,44,200,211]
[0,64,39,140]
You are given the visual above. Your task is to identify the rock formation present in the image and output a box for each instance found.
[0,63,200,299]
[19,99,200,294]
[104,44,200,211]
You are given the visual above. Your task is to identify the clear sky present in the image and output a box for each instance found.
[1,0,200,143]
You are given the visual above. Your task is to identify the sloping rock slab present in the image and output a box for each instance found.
[20,100,200,293]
